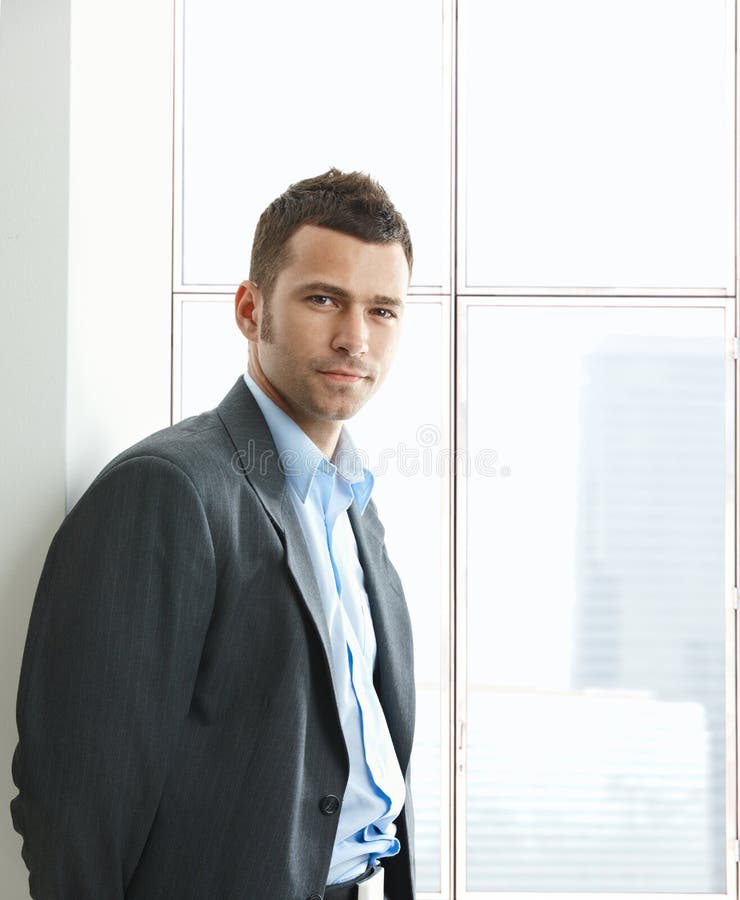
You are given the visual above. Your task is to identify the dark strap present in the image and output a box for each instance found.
[324,865,382,900]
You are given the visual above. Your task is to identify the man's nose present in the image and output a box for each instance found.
[331,308,369,357]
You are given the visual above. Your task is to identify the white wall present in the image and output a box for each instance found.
[66,0,173,507]
[0,1,71,894]
[0,1,173,895]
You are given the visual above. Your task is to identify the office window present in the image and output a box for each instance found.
[462,303,731,892]
[174,2,738,897]
[177,0,450,293]
[459,0,735,293]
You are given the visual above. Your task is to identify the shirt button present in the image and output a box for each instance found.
[319,794,341,816]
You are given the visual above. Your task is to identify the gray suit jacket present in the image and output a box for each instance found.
[11,378,416,899]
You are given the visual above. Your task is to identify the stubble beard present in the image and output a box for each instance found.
[295,369,376,423]
[257,297,380,423]
[259,296,274,343]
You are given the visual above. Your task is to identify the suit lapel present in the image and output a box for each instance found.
[217,377,414,768]
[349,502,415,773]
[216,378,337,688]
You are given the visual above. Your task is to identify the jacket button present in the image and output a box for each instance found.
[319,794,340,816]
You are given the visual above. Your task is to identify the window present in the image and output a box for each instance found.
[173,2,739,897]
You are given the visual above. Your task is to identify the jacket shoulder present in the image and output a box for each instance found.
[101,408,231,481]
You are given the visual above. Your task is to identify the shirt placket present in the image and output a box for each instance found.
[320,471,401,817]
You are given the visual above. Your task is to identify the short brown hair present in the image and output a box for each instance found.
[249,168,413,298]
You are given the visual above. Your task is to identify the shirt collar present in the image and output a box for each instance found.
[243,372,374,514]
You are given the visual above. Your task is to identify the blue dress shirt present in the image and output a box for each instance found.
[243,373,405,884]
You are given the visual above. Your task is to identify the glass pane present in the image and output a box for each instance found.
[181,0,449,291]
[461,0,735,290]
[179,298,247,419]
[464,304,728,892]
[178,298,447,892]
[352,301,448,894]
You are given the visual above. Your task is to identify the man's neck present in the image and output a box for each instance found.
[246,358,342,459]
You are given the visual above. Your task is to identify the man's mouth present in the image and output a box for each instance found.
[318,369,368,383]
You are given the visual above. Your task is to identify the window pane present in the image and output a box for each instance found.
[345,300,449,894]
[178,297,448,892]
[461,0,735,290]
[178,298,246,419]
[180,0,449,291]
[464,304,728,892]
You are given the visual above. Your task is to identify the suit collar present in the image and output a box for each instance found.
[349,502,415,772]
[217,377,414,770]
[241,372,374,512]
[217,376,286,530]
[216,378,340,693]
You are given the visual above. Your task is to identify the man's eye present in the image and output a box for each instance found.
[308,295,334,306]
[372,307,396,319]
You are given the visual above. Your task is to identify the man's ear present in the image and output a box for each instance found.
[234,280,261,341]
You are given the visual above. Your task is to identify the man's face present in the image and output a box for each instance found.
[236,224,409,449]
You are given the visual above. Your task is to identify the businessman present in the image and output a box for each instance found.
[11,169,416,900]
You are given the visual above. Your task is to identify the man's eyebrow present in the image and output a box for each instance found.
[371,295,404,309]
[299,281,351,299]
[298,281,404,308]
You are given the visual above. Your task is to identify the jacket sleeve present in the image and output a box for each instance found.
[11,455,216,899]
[383,762,416,900]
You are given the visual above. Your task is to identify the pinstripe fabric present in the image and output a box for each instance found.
[11,377,415,900]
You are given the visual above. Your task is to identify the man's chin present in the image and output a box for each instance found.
[308,388,375,422]
[308,398,370,423]
[321,405,365,422]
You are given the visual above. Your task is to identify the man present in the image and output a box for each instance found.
[11,169,416,900]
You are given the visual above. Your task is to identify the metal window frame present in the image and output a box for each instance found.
[454,0,738,299]
[171,0,454,299]
[454,296,738,900]
[171,2,740,898]
[171,291,455,899]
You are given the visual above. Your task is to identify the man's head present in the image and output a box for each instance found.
[235,169,412,456]
[249,168,413,304]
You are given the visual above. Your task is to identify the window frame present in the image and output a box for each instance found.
[170,3,740,898]
[454,295,739,900]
